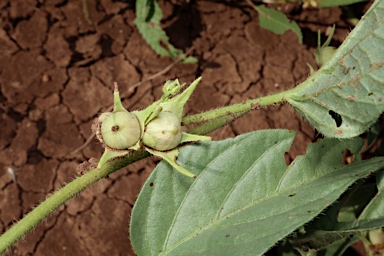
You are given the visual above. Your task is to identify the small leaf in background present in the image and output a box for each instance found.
[135,0,197,63]
[130,130,384,255]
[255,5,302,44]
[319,0,369,7]
[288,0,384,138]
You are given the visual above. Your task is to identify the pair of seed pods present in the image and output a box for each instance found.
[92,77,210,178]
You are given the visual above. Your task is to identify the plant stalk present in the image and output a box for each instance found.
[182,85,303,125]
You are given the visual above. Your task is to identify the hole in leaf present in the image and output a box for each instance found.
[288,193,296,197]
[149,182,154,187]
[368,92,374,96]
[284,152,292,167]
[329,110,342,127]
[342,149,353,166]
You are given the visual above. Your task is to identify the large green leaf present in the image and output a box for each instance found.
[288,0,384,138]
[130,130,384,255]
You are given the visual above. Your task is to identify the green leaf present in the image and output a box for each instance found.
[355,170,384,223]
[135,0,197,62]
[319,0,368,7]
[130,130,384,255]
[255,5,302,44]
[288,0,384,138]
[291,172,384,250]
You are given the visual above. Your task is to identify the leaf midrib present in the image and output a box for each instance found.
[161,172,351,255]
[160,143,361,255]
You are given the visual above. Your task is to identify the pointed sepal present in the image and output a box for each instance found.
[180,132,211,144]
[132,103,162,142]
[146,148,196,178]
[113,83,128,113]
[98,148,129,168]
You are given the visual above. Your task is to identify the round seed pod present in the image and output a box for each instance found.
[101,111,141,149]
[142,111,182,151]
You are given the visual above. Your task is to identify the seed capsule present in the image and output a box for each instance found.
[142,111,182,151]
[101,111,141,149]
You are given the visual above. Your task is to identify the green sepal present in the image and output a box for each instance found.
[160,77,202,119]
[97,148,129,168]
[306,63,315,75]
[129,140,142,151]
[113,86,128,113]
[146,148,196,178]
[180,132,211,144]
[144,105,163,125]
[132,101,161,142]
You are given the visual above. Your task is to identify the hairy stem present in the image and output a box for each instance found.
[188,114,238,135]
[182,86,302,125]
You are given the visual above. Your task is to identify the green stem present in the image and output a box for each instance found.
[0,150,149,254]
[182,86,301,125]
[188,114,238,135]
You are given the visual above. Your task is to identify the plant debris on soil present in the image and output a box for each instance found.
[0,0,363,255]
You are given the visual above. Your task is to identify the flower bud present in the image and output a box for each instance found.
[315,46,336,67]
[162,79,183,98]
[101,111,141,149]
[142,111,182,151]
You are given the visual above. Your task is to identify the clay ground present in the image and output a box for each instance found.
[0,0,370,255]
